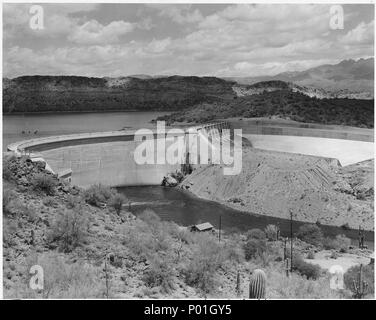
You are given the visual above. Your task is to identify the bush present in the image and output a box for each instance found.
[292,254,321,280]
[243,238,267,261]
[82,184,116,207]
[264,224,280,241]
[246,228,266,240]
[3,154,16,181]
[323,234,351,253]
[65,195,81,209]
[3,219,17,246]
[184,234,225,293]
[11,199,38,222]
[3,188,16,216]
[43,196,58,207]
[142,257,176,294]
[307,251,315,259]
[344,264,374,298]
[12,253,103,299]
[122,210,172,260]
[108,193,127,215]
[48,209,89,252]
[296,224,323,246]
[31,173,57,195]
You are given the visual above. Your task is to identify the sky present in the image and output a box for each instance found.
[2,3,374,78]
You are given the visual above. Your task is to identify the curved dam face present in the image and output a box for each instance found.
[7,119,374,187]
[8,131,182,188]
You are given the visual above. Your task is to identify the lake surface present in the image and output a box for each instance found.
[2,111,170,151]
[119,186,374,246]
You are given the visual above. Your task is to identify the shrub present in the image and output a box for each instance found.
[307,251,315,259]
[13,253,103,299]
[142,257,176,294]
[3,154,16,181]
[344,264,374,298]
[264,224,280,241]
[246,228,266,240]
[108,193,127,215]
[122,210,172,260]
[296,224,323,246]
[48,209,89,252]
[31,173,57,195]
[82,184,116,207]
[323,234,351,253]
[11,199,38,222]
[43,196,58,207]
[243,238,267,261]
[292,254,321,280]
[3,188,16,216]
[65,195,81,209]
[3,219,17,246]
[184,234,225,293]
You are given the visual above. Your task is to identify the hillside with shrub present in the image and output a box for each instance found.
[3,75,235,113]
[3,154,374,299]
[157,89,374,128]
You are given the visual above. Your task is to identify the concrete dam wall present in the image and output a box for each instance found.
[7,123,229,188]
[7,119,373,187]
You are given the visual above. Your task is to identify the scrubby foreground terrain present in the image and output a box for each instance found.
[181,148,374,231]
[3,155,374,299]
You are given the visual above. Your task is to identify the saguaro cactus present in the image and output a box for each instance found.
[249,269,266,299]
[352,264,368,299]
[235,270,241,297]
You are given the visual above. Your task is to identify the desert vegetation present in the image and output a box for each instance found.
[3,155,374,299]
[157,90,374,128]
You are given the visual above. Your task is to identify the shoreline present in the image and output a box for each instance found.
[3,109,178,115]
[177,185,375,236]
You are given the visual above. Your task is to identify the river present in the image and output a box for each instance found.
[119,186,374,247]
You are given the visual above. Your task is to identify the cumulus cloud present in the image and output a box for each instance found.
[2,3,374,78]
[151,4,203,24]
[340,20,374,45]
[68,20,135,45]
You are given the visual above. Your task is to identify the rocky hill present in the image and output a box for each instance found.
[227,58,374,99]
[3,75,236,113]
[180,148,374,231]
[157,89,374,128]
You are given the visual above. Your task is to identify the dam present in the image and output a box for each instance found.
[7,122,231,187]
[7,119,374,188]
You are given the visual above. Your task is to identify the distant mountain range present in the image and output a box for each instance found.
[2,58,374,117]
[225,58,374,99]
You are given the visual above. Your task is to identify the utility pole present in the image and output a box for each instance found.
[290,210,293,273]
[219,215,222,243]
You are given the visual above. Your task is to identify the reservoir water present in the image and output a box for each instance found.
[2,111,170,151]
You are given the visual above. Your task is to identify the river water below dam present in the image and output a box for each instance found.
[118,186,374,248]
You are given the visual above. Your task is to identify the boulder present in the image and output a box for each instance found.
[161,175,178,187]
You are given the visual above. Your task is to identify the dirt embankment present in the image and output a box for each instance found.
[180,148,374,231]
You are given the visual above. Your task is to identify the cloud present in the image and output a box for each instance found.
[340,20,374,45]
[151,4,203,24]
[3,4,374,78]
[68,20,135,44]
